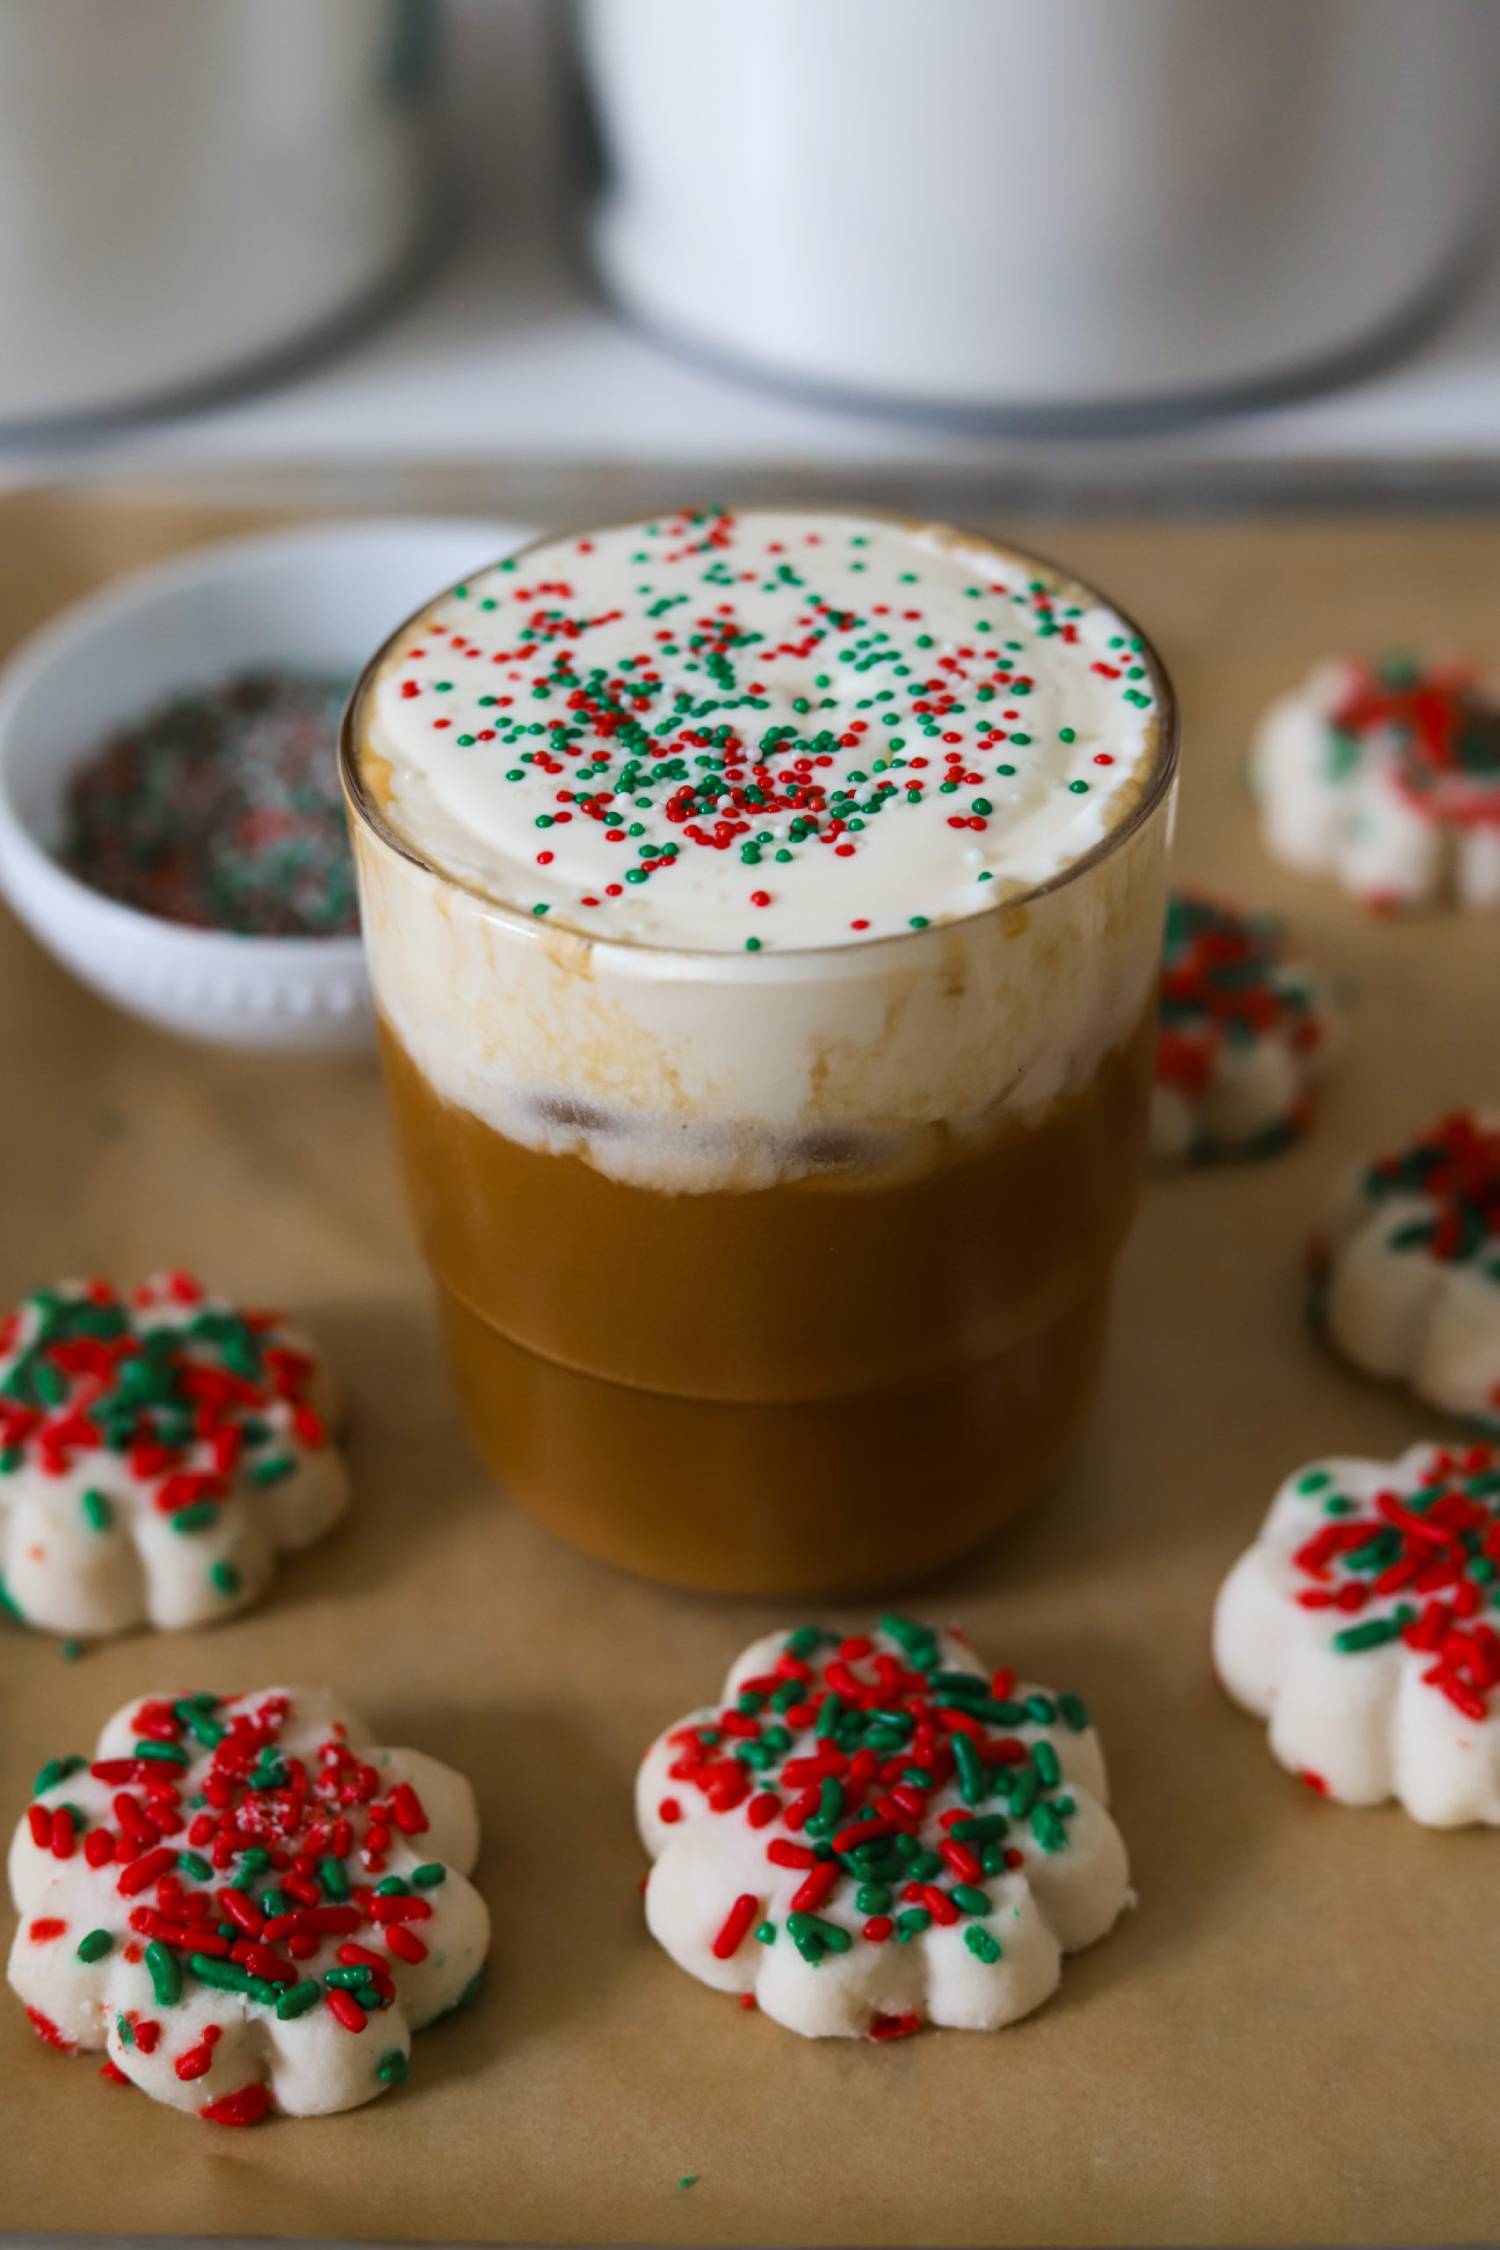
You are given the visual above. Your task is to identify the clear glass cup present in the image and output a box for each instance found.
[342,531,1178,1595]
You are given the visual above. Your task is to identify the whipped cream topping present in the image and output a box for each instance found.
[363,508,1162,952]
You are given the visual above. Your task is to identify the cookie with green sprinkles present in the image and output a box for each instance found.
[8,1686,488,2122]
[1214,1439,1500,1823]
[1151,892,1336,1165]
[1309,1112,1500,1430]
[0,1273,350,1638]
[635,1618,1129,2039]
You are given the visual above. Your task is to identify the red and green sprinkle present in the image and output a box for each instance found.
[659,1616,1090,2015]
[60,669,357,937]
[383,510,1155,946]
[23,1690,443,2118]
[1294,1442,1500,1720]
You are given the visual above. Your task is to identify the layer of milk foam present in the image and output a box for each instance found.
[350,511,1174,1193]
[363,509,1160,952]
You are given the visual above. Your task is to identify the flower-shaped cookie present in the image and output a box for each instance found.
[636,1615,1129,2039]
[0,1273,349,1636]
[8,1686,489,2121]
[1310,1113,1500,1430]
[1214,1441,1500,1824]
[1253,654,1500,911]
[1151,891,1334,1164]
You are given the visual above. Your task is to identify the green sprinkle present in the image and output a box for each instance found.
[950,1813,1010,1842]
[170,1502,219,1534]
[276,1980,322,2020]
[319,1855,350,1900]
[952,1733,986,1806]
[76,1928,113,1964]
[176,1851,212,1883]
[964,1926,1003,1965]
[785,1911,851,1955]
[1029,1804,1069,1854]
[1332,1614,1410,1654]
[1057,1693,1090,1732]
[80,1488,113,1534]
[189,1953,260,1996]
[754,1920,777,1945]
[145,1940,182,2005]
[411,1862,446,1888]
[376,2048,409,2086]
[174,1702,225,1749]
[208,1560,241,1598]
[1033,1740,1061,1788]
[33,1754,85,1797]
[247,1455,296,1487]
[950,1885,992,1916]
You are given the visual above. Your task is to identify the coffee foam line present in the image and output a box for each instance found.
[353,807,1168,1196]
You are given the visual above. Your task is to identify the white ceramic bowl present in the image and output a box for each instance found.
[0,516,529,1051]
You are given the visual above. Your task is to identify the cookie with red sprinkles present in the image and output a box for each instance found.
[7,1687,488,2121]
[0,1274,349,1637]
[1214,1441,1500,1822]
[636,1616,1129,2039]
[1151,891,1335,1163]
[1253,654,1500,911]
[1310,1112,1500,1430]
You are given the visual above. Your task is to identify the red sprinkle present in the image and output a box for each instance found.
[201,2082,273,2127]
[711,1893,759,1961]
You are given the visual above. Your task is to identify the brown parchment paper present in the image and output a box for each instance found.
[2,488,1499,2247]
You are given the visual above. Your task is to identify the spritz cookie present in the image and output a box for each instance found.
[1151,891,1334,1164]
[0,1273,349,1636]
[8,1686,488,2122]
[1310,1113,1500,1430]
[1253,655,1500,911]
[1213,1441,1500,1824]
[636,1615,1129,2040]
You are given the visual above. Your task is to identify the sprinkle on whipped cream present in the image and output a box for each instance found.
[365,506,1162,953]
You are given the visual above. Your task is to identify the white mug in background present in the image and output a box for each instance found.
[579,0,1500,427]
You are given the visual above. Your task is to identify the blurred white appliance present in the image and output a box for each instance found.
[0,0,439,426]
[580,0,1499,425]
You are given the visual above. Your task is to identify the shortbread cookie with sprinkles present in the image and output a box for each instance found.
[636,1615,1129,2040]
[0,1274,349,1637]
[7,1686,488,2122]
[1310,1113,1500,1430]
[1151,892,1335,1164]
[1253,655,1500,910]
[1214,1442,1500,1823]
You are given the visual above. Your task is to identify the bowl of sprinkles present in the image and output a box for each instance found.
[0,518,529,1051]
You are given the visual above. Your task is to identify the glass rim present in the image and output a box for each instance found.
[340,505,1181,967]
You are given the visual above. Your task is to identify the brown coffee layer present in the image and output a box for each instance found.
[376,1006,1154,1407]
[435,1277,1112,1596]
[376,1009,1152,1590]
